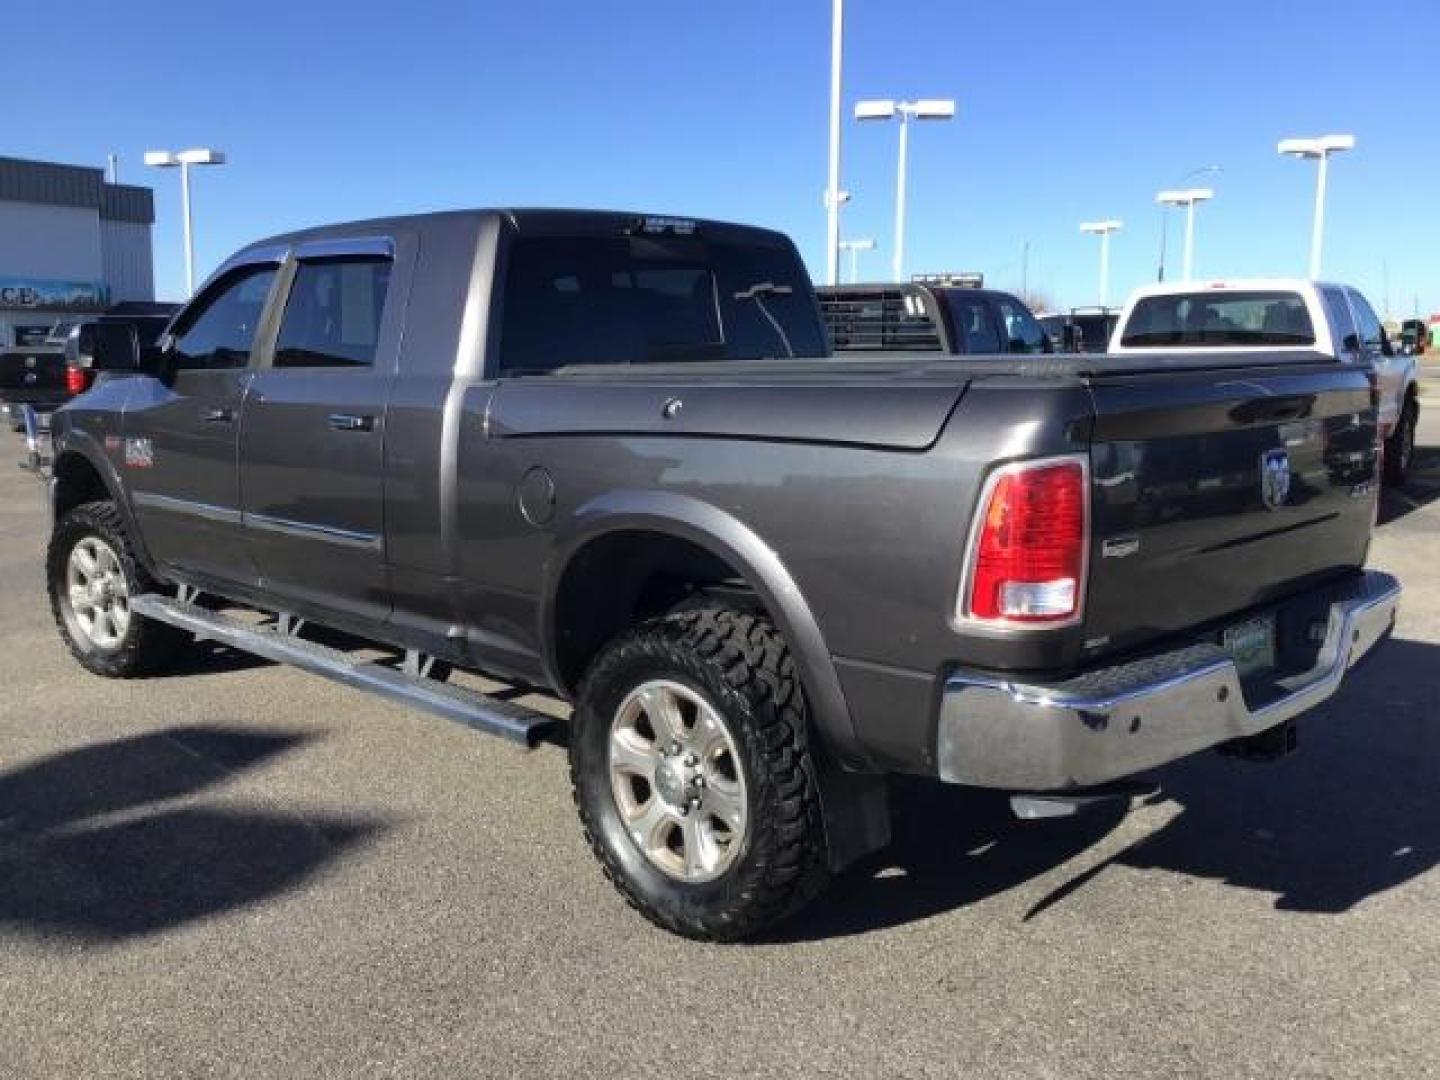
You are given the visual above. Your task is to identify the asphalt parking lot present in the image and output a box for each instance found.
[2,405,1438,1079]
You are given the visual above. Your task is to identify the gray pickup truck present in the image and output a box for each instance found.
[40,209,1400,940]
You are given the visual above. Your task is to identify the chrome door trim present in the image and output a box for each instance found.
[243,511,383,552]
[132,491,243,526]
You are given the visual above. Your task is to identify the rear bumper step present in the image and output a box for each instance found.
[937,569,1401,790]
[129,594,557,746]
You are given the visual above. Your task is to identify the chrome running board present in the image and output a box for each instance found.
[130,593,556,746]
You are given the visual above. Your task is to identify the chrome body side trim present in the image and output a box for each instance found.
[243,511,383,553]
[937,570,1400,789]
[132,491,243,526]
[129,493,383,553]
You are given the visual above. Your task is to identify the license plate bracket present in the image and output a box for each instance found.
[1223,614,1277,678]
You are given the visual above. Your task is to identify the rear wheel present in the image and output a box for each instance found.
[1384,397,1418,486]
[570,607,829,940]
[48,500,188,677]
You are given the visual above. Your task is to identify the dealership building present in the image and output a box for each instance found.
[0,155,157,347]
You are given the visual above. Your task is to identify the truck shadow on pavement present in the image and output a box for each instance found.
[0,725,384,943]
[774,636,1440,941]
[1378,445,1440,526]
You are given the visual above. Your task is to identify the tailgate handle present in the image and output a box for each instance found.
[202,407,234,424]
[328,413,375,432]
[1230,395,1315,425]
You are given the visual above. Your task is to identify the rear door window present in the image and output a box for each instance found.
[944,294,1002,353]
[274,257,392,368]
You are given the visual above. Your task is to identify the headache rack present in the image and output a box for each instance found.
[819,288,944,352]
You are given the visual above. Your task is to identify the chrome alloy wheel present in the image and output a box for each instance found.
[608,679,749,883]
[65,537,130,650]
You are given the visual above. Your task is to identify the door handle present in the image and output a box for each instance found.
[328,413,376,432]
[202,407,234,424]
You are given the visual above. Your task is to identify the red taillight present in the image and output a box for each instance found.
[964,458,1087,624]
[65,365,93,396]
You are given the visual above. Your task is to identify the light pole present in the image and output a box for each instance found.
[824,0,845,286]
[855,98,956,281]
[1157,165,1220,281]
[1079,220,1123,307]
[144,147,227,296]
[1155,188,1213,281]
[838,238,877,283]
[1277,134,1355,278]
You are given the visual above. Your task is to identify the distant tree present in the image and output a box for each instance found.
[1016,289,1057,314]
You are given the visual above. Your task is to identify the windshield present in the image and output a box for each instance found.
[498,235,827,373]
[1121,291,1315,347]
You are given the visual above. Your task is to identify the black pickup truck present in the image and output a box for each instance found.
[0,321,73,428]
[39,210,1399,940]
[818,282,1053,355]
[2,303,178,430]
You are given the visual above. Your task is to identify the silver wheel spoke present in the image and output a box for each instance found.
[73,543,99,577]
[639,685,685,744]
[702,783,745,833]
[627,797,674,850]
[610,733,657,777]
[681,816,707,877]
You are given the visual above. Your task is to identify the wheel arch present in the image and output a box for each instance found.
[49,437,154,571]
[541,490,870,770]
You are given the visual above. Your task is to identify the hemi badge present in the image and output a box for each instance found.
[1102,535,1140,559]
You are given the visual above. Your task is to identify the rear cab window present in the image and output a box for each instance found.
[1120,291,1315,347]
[943,294,1001,353]
[497,229,826,374]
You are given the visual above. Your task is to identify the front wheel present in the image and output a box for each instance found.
[47,500,188,677]
[1384,398,1418,486]
[570,607,829,940]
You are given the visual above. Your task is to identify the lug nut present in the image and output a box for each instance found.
[684,752,699,767]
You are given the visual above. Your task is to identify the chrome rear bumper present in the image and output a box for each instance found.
[937,570,1401,790]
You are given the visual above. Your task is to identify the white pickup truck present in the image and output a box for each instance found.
[1110,279,1419,484]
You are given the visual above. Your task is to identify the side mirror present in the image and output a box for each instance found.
[1341,332,1361,356]
[66,322,141,372]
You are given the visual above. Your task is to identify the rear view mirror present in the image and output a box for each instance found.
[65,322,141,373]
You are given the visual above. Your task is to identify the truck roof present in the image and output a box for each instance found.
[245,208,796,252]
[1125,277,1349,300]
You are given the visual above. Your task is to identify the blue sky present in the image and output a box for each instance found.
[9,0,1437,315]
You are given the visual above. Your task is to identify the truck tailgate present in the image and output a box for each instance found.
[0,349,66,397]
[1084,362,1377,657]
